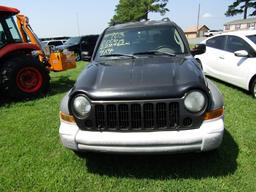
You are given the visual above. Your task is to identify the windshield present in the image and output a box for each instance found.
[64,36,81,45]
[95,25,187,60]
[6,17,22,43]
[247,35,256,45]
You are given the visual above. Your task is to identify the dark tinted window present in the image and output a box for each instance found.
[82,36,98,44]
[247,35,256,45]
[48,41,63,46]
[226,35,254,54]
[206,36,225,50]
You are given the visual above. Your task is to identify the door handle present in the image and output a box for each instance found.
[219,56,224,59]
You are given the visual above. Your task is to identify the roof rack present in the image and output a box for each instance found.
[162,17,171,22]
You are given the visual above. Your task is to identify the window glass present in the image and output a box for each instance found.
[206,36,225,50]
[0,23,7,48]
[247,35,256,45]
[225,25,230,30]
[225,35,254,53]
[95,26,187,60]
[249,23,255,30]
[235,24,241,30]
[48,41,63,46]
[6,17,22,42]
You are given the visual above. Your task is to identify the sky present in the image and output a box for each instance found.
[0,0,252,38]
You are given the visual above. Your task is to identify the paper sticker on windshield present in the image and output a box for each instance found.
[99,32,130,56]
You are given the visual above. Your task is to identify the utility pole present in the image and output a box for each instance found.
[196,3,200,37]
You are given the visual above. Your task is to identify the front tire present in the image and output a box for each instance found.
[0,54,50,99]
[251,79,256,98]
[73,150,87,158]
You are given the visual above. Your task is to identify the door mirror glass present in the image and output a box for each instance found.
[81,51,92,61]
[234,50,249,57]
[190,44,206,56]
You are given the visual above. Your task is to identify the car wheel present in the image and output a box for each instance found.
[251,79,256,98]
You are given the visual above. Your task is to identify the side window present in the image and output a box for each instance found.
[225,36,254,55]
[48,41,63,46]
[82,37,88,44]
[0,23,7,48]
[6,17,22,42]
[206,36,225,50]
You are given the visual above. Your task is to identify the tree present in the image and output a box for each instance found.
[110,0,169,25]
[225,0,256,19]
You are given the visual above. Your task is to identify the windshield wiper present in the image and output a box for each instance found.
[100,53,137,59]
[133,50,176,57]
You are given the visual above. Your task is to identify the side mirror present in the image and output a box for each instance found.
[191,44,206,56]
[81,51,91,61]
[234,50,249,57]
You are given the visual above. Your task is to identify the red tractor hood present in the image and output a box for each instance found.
[0,5,19,15]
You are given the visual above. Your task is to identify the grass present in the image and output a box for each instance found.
[1,61,256,191]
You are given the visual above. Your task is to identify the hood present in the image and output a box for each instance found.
[72,56,208,100]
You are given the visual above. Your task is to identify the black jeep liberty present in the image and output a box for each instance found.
[59,18,224,154]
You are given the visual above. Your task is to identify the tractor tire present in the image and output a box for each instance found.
[0,54,50,100]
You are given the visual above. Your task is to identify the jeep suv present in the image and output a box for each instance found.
[59,19,224,154]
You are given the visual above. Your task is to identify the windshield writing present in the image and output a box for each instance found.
[95,26,187,60]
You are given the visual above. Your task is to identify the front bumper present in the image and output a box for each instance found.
[59,116,224,153]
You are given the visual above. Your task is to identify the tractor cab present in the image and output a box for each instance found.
[0,6,23,49]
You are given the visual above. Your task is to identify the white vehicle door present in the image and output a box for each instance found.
[202,35,226,78]
[220,35,256,89]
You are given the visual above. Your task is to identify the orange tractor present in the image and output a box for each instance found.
[0,6,76,99]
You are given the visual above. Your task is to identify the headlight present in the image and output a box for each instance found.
[184,91,206,113]
[72,95,91,118]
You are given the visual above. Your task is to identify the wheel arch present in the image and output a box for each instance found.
[0,43,40,64]
[249,74,256,91]
[0,49,36,65]
[195,58,203,70]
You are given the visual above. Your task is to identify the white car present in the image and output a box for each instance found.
[204,30,223,37]
[196,30,256,98]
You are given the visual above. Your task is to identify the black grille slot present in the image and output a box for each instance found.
[106,105,117,129]
[143,103,154,129]
[156,103,167,128]
[169,102,179,128]
[95,105,105,129]
[92,101,180,131]
[119,104,129,129]
[131,104,141,129]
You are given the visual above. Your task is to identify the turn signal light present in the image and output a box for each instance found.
[60,111,75,123]
[203,107,224,120]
